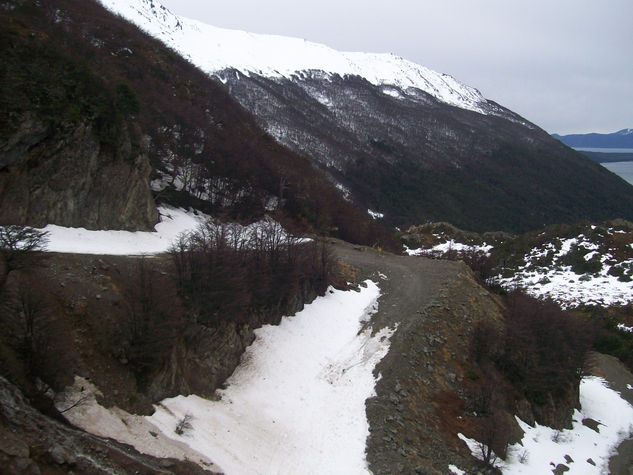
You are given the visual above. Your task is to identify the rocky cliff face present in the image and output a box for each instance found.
[0,115,157,230]
[148,280,318,402]
[0,4,158,231]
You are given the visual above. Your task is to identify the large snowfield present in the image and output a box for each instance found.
[147,281,393,474]
[57,280,395,474]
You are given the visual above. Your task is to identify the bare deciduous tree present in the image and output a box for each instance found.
[0,225,49,290]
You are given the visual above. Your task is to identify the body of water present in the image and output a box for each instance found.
[575,147,633,153]
[602,161,633,186]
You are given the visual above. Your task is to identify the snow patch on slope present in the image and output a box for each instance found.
[495,232,633,308]
[405,240,492,257]
[31,206,300,256]
[42,206,205,255]
[459,376,633,474]
[98,0,494,115]
[406,226,633,308]
[58,281,394,474]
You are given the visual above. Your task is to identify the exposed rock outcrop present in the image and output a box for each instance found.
[0,115,157,230]
[148,280,319,401]
[148,321,256,402]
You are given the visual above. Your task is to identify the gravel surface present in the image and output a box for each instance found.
[331,240,633,474]
[330,239,506,474]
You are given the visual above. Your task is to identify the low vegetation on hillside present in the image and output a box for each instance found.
[0,221,338,412]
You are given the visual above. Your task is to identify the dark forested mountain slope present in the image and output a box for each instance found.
[221,72,633,233]
[3,0,632,239]
[0,0,388,244]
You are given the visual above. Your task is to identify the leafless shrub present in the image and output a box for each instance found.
[168,220,334,326]
[175,413,193,435]
[58,394,90,414]
[0,225,49,289]
[551,430,564,443]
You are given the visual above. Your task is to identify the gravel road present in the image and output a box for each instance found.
[330,239,495,473]
[330,239,633,474]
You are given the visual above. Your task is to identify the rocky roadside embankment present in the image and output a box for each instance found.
[330,239,508,473]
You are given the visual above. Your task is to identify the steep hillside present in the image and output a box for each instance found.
[221,73,633,232]
[100,0,633,233]
[0,0,388,244]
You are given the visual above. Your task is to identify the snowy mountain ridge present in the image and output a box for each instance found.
[99,0,494,115]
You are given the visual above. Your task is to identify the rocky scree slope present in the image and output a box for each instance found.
[101,0,633,233]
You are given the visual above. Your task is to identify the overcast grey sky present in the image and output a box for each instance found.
[160,0,632,135]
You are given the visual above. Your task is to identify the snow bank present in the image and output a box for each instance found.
[459,376,633,474]
[40,206,205,255]
[146,280,393,474]
[57,281,394,474]
[32,206,303,256]
[405,240,492,257]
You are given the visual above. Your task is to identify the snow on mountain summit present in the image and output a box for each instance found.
[99,0,492,114]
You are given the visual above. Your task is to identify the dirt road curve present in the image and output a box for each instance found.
[330,239,488,473]
[330,239,633,475]
[330,239,459,331]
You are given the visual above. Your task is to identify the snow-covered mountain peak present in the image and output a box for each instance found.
[99,0,493,114]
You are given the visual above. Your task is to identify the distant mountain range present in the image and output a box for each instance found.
[553,129,633,148]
